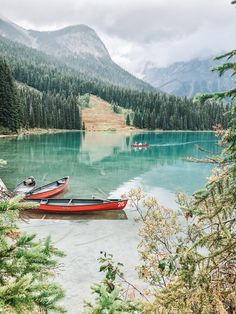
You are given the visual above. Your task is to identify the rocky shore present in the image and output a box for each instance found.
[0,178,11,200]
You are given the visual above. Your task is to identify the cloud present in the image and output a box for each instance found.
[0,0,235,75]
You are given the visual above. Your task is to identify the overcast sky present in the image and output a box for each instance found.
[0,0,235,76]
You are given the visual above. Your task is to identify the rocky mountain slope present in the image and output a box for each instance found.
[142,58,234,97]
[0,17,153,91]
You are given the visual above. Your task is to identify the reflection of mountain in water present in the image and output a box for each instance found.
[79,132,128,164]
[0,131,218,197]
[77,132,217,196]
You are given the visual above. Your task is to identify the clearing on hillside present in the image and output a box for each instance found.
[81,95,128,131]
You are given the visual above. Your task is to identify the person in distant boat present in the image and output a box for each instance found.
[139,142,142,145]
[23,176,36,186]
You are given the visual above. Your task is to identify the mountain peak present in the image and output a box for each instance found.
[32,24,97,36]
[0,17,153,90]
[60,24,95,33]
[29,23,111,61]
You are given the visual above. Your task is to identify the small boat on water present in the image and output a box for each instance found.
[15,176,69,199]
[131,142,149,148]
[14,176,36,195]
[23,198,128,213]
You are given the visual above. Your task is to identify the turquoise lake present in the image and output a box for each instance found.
[0,131,219,312]
[0,131,218,197]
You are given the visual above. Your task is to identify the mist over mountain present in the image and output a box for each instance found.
[0,17,153,90]
[142,58,234,97]
[0,17,33,46]
[2,16,232,98]
[0,16,230,134]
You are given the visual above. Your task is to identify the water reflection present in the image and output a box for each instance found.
[1,131,219,313]
[0,131,218,197]
[20,209,128,220]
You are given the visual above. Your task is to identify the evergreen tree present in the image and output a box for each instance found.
[0,57,20,132]
[126,114,130,126]
[0,35,231,132]
[0,197,65,313]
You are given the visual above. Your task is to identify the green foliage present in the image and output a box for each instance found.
[197,49,236,103]
[0,35,230,132]
[84,252,144,314]
[131,29,235,314]
[0,196,65,313]
[127,143,236,312]
[0,57,20,132]
[113,19,236,313]
[0,127,13,135]
[126,114,131,126]
[112,104,122,114]
[79,94,90,108]
[17,84,82,130]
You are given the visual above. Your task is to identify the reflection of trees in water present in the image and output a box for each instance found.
[74,150,214,197]
[131,131,215,146]
[75,132,217,196]
[0,132,217,195]
[0,132,83,189]
[125,136,130,147]
[0,132,82,158]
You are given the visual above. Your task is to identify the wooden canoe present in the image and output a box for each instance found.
[14,177,36,195]
[23,198,128,213]
[15,177,69,199]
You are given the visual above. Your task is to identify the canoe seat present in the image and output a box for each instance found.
[57,179,65,185]
[40,199,49,205]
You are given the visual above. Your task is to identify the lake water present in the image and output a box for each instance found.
[0,131,219,312]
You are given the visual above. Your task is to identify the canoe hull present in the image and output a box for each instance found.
[23,199,128,213]
[14,182,35,195]
[24,177,69,199]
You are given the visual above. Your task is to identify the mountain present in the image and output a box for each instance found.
[0,33,230,132]
[30,25,110,61]
[0,17,34,47]
[142,58,234,97]
[0,17,153,91]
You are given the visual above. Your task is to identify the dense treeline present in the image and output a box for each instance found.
[102,90,230,130]
[0,57,82,132]
[0,35,230,131]
[13,61,230,130]
[18,84,82,129]
[0,57,20,132]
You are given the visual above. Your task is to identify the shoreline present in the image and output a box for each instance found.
[0,128,214,139]
[0,128,79,139]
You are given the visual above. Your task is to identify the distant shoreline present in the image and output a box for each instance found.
[0,128,77,139]
[0,128,214,139]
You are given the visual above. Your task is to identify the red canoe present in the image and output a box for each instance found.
[15,177,69,199]
[131,143,149,148]
[23,198,128,213]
